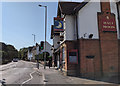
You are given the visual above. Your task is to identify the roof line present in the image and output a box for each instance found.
[59,3,62,15]
[74,2,89,14]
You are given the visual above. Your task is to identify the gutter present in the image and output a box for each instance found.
[73,2,88,14]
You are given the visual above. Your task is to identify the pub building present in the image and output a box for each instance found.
[51,0,120,83]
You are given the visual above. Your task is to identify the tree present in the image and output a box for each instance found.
[35,52,50,61]
[35,54,44,61]
[0,42,18,64]
[43,52,50,61]
[18,48,28,60]
[7,45,18,61]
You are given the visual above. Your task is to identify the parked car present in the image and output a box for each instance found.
[12,58,18,62]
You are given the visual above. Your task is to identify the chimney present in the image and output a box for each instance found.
[100,0,111,13]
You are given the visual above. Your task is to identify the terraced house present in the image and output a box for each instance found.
[51,0,120,83]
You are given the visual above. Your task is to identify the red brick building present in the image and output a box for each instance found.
[51,0,120,83]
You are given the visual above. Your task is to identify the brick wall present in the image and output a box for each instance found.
[98,12,119,79]
[62,41,79,76]
[118,39,120,81]
[79,39,102,79]
[97,1,119,83]
[60,39,119,80]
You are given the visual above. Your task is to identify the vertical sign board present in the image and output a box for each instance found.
[68,49,78,64]
[98,12,117,32]
[54,17,64,32]
[51,25,60,37]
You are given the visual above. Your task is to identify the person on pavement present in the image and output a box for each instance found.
[48,57,52,68]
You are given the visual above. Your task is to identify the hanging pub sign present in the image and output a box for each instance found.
[54,17,64,32]
[51,25,60,37]
[68,49,78,64]
[98,13,117,32]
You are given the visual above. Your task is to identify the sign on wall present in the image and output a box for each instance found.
[98,13,117,32]
[54,17,64,32]
[101,15,116,32]
[68,49,78,64]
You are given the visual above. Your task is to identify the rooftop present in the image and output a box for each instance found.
[57,2,81,16]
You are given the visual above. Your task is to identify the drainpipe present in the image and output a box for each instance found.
[116,2,120,38]
[75,15,79,40]
[116,2,120,79]
[75,14,80,76]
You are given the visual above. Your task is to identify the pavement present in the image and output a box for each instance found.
[37,64,120,85]
[0,60,120,86]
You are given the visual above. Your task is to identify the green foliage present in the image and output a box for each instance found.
[35,52,51,61]
[48,56,52,58]
[35,54,44,61]
[0,42,18,64]
[18,48,28,60]
[43,52,50,61]
[7,45,16,51]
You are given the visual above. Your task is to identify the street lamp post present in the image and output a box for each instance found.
[32,34,40,69]
[38,5,47,69]
[32,34,36,44]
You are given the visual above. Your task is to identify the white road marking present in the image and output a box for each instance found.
[21,71,36,86]
[42,73,47,84]
[0,62,18,71]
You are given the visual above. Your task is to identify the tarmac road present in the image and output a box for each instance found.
[0,60,118,86]
[0,60,43,85]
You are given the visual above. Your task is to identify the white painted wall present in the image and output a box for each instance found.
[53,36,60,49]
[28,51,33,60]
[41,42,52,56]
[0,3,2,42]
[77,1,101,39]
[110,1,120,39]
[64,15,76,40]
[59,1,120,41]
[36,46,40,55]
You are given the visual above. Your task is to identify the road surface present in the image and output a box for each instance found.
[0,60,43,85]
[0,60,118,86]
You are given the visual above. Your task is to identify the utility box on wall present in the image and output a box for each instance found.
[67,49,79,76]
[68,49,78,64]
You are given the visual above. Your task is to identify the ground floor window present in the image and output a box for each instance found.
[68,49,78,64]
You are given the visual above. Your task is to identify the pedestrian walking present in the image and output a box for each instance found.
[36,59,39,69]
[48,56,52,68]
